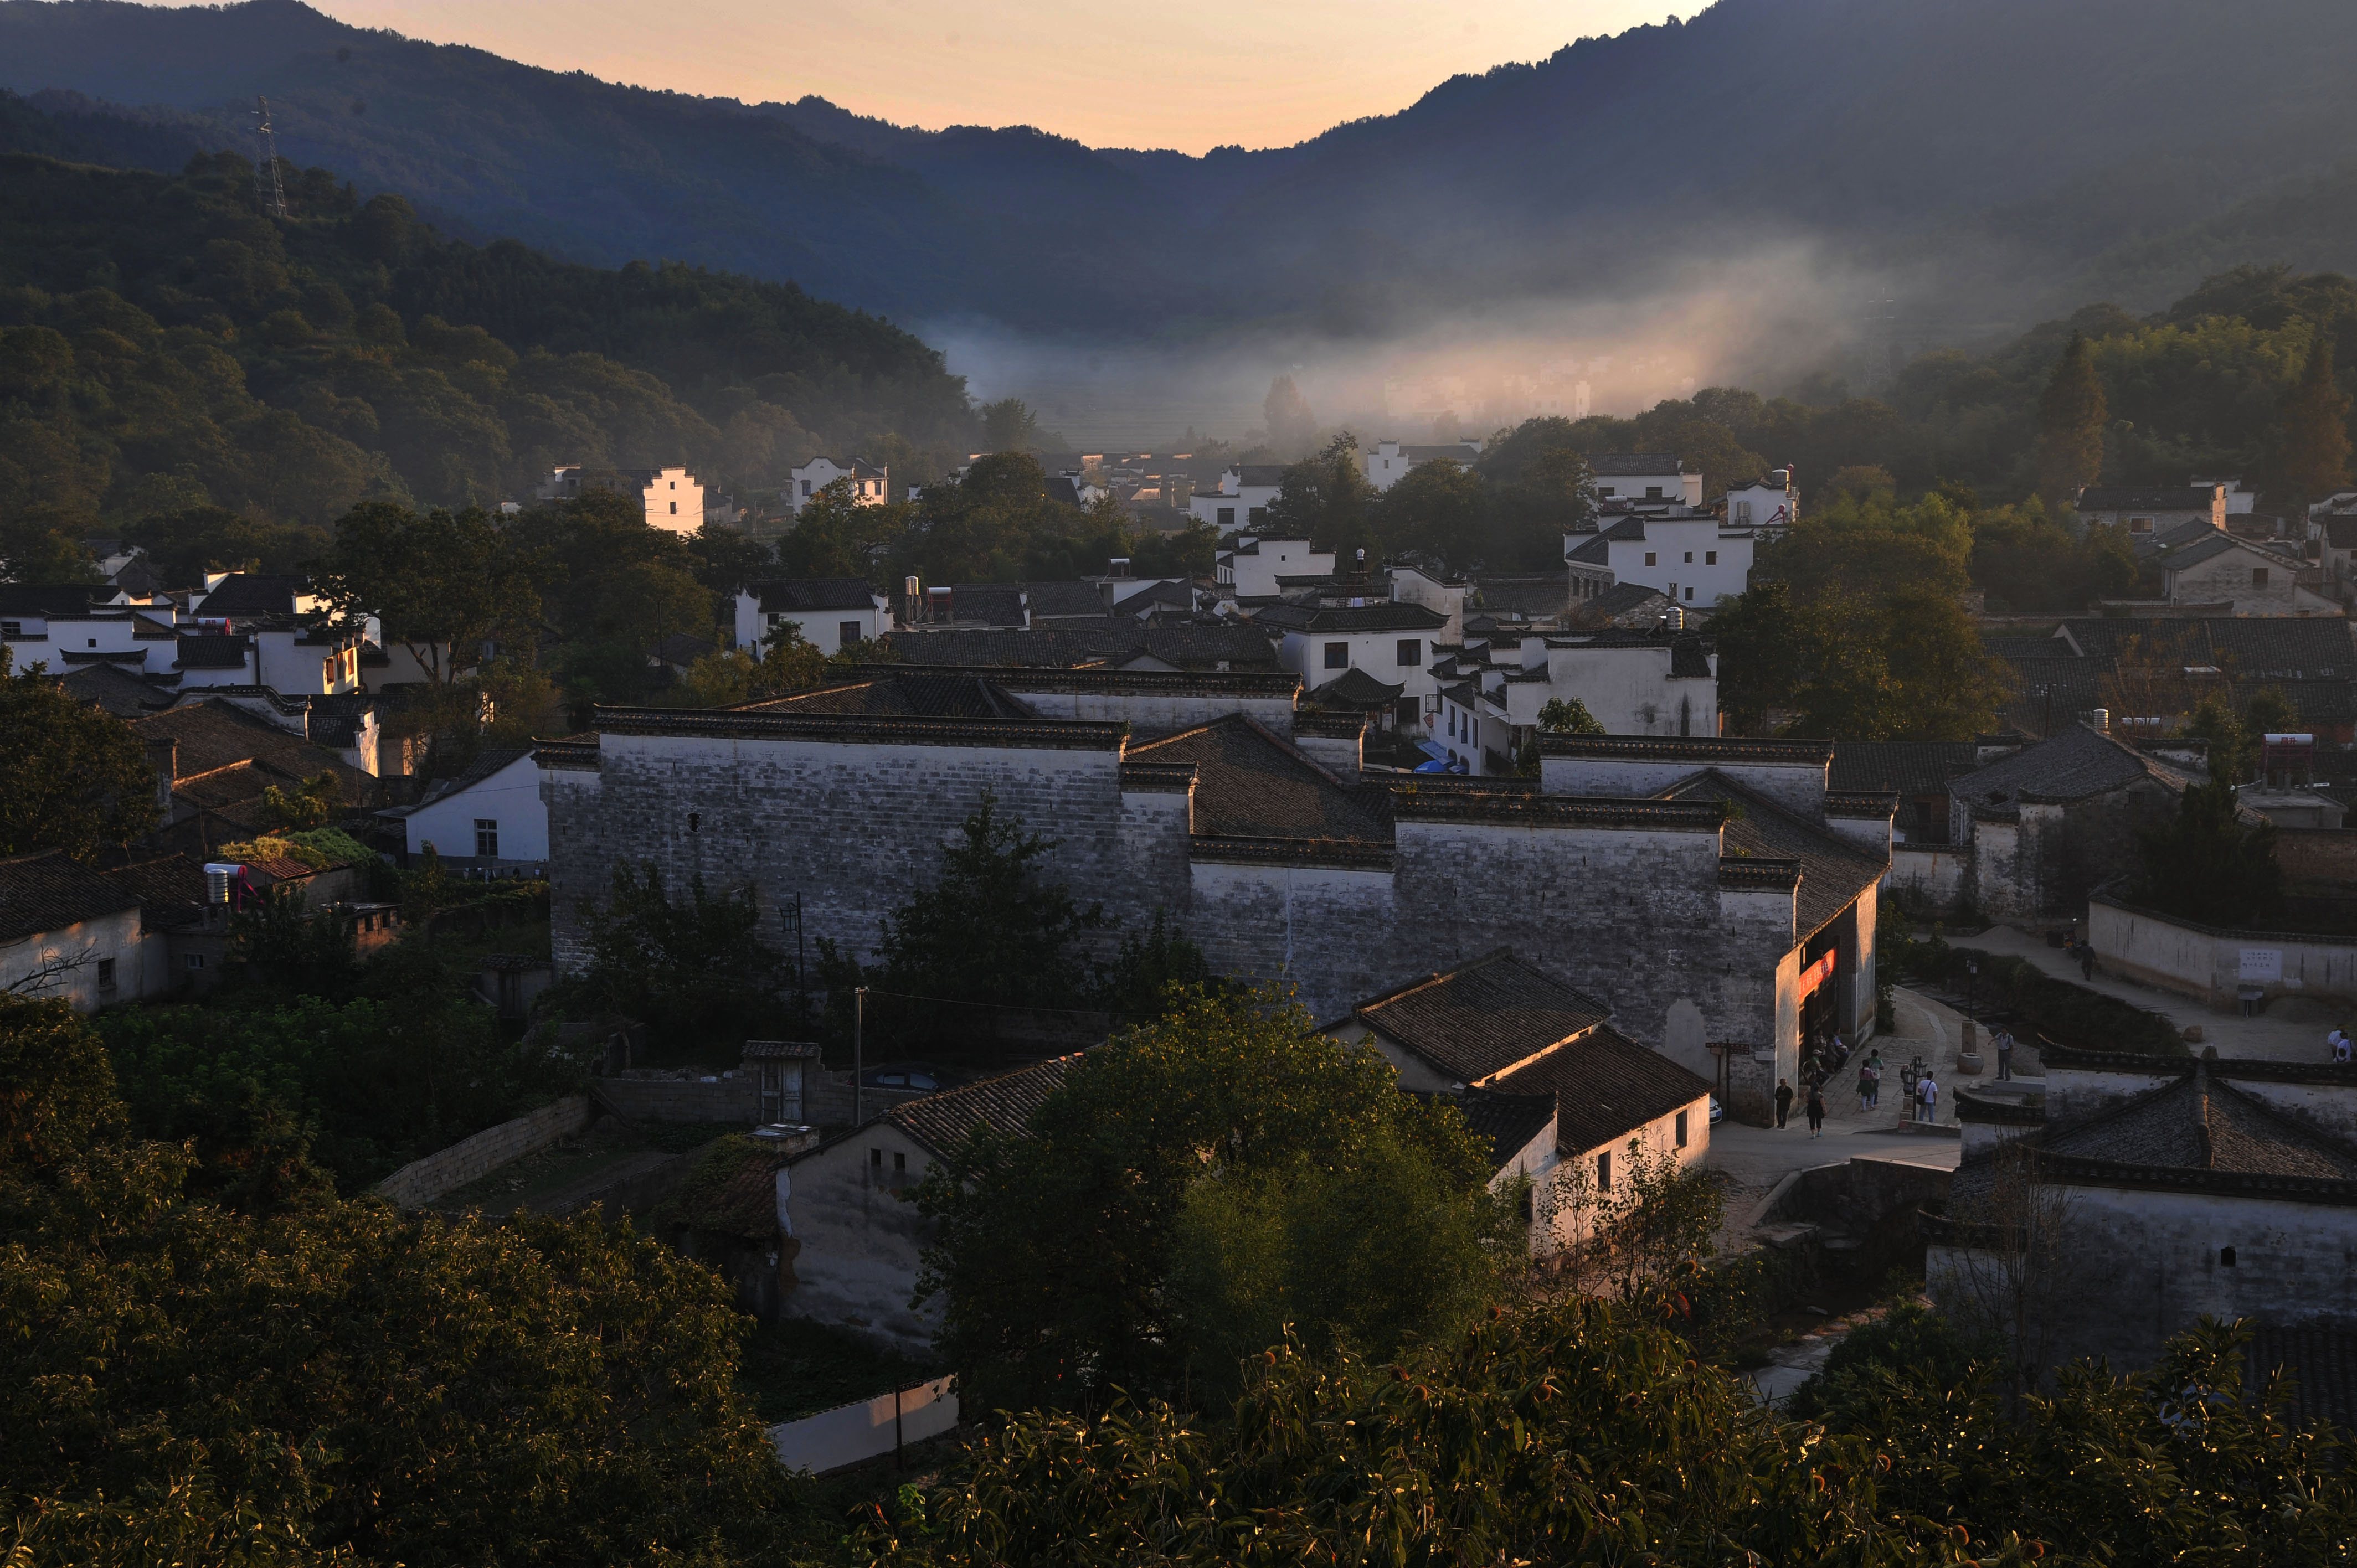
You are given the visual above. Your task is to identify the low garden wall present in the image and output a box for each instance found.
[375,1095,593,1207]
[2089,895,2357,1010]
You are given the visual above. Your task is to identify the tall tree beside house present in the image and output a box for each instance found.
[565,862,792,1056]
[774,476,907,582]
[0,645,159,860]
[911,986,1504,1415]
[2135,780,2284,928]
[979,397,1042,453]
[2276,336,2352,501]
[2033,331,2108,501]
[312,500,539,684]
[1266,434,1381,565]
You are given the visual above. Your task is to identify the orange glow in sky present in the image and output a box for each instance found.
[234,0,1705,153]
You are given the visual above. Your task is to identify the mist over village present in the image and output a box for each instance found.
[8,0,2357,1562]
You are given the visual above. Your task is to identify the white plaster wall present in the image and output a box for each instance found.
[2091,900,2357,1008]
[0,909,152,1012]
[1539,754,1826,817]
[405,756,549,862]
[1281,629,1435,696]
[1528,644,1717,736]
[782,1123,941,1354]
[1010,688,1299,740]
[1604,518,1752,605]
[1538,1094,1712,1252]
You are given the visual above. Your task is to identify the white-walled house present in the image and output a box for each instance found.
[1324,951,1712,1255]
[1430,628,1720,775]
[1565,512,1754,607]
[789,458,891,515]
[1362,439,1482,492]
[1217,537,1338,600]
[2076,484,2228,541]
[0,851,155,1010]
[2157,533,2338,615]
[1259,602,1447,714]
[734,580,894,654]
[1586,455,1701,508]
[537,466,707,534]
[1723,469,1798,532]
[781,1056,1077,1353]
[1187,465,1286,535]
[378,747,548,869]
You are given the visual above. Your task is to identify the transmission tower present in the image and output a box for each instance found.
[252,96,289,218]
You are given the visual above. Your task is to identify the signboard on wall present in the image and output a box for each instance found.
[2238,948,2283,982]
[1797,949,1838,999]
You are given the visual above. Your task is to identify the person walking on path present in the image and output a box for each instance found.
[2330,1028,2349,1064]
[1995,1027,2014,1081]
[1775,1077,1794,1129]
[1865,1051,1883,1111]
[2337,1031,2353,1065]
[1857,1058,1877,1115]
[1917,1070,1939,1123]
[1806,1082,1826,1137]
[2081,947,2096,983]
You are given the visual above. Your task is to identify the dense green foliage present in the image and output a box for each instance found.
[0,643,160,859]
[0,994,794,1567]
[2136,780,2288,930]
[560,860,794,1058]
[0,135,973,539]
[867,1301,2356,1567]
[911,987,1505,1415]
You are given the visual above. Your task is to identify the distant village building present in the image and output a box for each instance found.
[2076,484,2227,540]
[1723,468,1798,532]
[1216,538,1337,601]
[1187,465,1287,535]
[1584,454,1701,508]
[2153,533,2337,616]
[1429,628,1720,774]
[788,457,889,516]
[1566,512,1757,608]
[734,579,892,654]
[537,466,707,534]
[1257,601,1447,721]
[1361,438,1482,493]
[1323,950,1713,1254]
[1934,1045,2357,1405]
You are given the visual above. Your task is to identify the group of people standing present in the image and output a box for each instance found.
[1773,1044,1964,1133]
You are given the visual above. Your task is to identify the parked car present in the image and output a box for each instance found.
[857,1060,954,1094]
[1708,1095,1725,1125]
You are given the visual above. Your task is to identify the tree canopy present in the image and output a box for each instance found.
[0,643,160,859]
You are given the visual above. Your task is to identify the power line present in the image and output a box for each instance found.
[252,96,289,219]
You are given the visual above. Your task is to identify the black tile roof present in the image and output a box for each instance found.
[1587,454,1690,476]
[1950,723,2199,811]
[175,635,251,669]
[1021,581,1112,620]
[1131,714,1391,843]
[1451,1090,1558,1173]
[738,672,1036,721]
[1488,1022,1713,1157]
[0,850,142,942]
[59,662,173,716]
[1467,577,1574,617]
[888,1054,1078,1158]
[2041,1074,2357,1181]
[884,626,1279,670]
[197,573,308,616]
[0,583,111,617]
[752,579,878,613]
[102,854,208,931]
[306,693,374,749]
[2078,487,2220,510]
[1661,771,1887,939]
[2245,1324,2357,1433]
[1253,602,1449,633]
[1309,667,1406,710]
[132,700,307,776]
[1354,950,1610,1084]
[1829,741,1978,797]
[1566,535,1612,565]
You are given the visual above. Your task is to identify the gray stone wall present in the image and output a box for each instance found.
[550,726,1873,1070]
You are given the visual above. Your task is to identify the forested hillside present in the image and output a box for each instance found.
[4,0,2357,335]
[0,115,975,539]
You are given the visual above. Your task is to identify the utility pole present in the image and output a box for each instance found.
[853,986,866,1125]
[251,96,289,218]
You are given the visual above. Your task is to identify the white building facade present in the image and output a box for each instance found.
[789,458,891,516]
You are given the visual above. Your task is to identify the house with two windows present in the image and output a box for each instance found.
[788,457,891,515]
[1187,465,1288,535]
[1257,601,1447,724]
[733,580,894,655]
[1361,439,1483,492]
[1566,511,1756,608]
[2076,484,2228,541]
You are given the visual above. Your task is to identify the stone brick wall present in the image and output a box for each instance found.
[375,1095,592,1207]
[595,1074,760,1123]
[2091,896,2357,1008]
[549,722,1880,1091]
[2276,827,2357,891]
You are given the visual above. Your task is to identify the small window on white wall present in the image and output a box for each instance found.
[475,819,498,858]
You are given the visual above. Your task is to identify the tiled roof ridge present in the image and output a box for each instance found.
[1391,790,1728,833]
[2037,1042,2348,1083]
[1718,857,1804,890]
[1242,712,1352,792]
[1355,946,1523,1014]
[884,1053,1083,1158]
[1119,760,1199,792]
[589,704,1128,752]
[1187,834,1396,870]
[852,662,1300,698]
[1539,733,1834,764]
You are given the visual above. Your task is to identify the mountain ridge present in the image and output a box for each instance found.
[6,0,2357,351]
